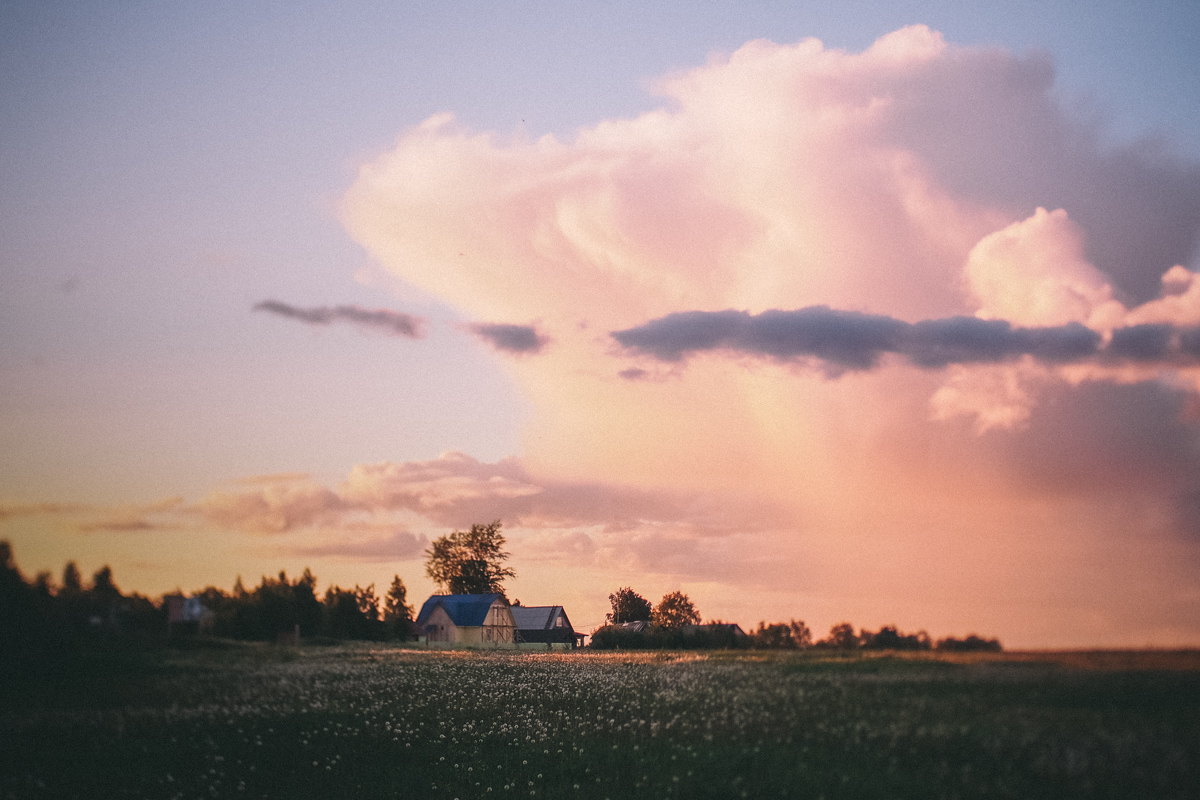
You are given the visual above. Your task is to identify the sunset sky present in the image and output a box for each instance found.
[4,1,1200,647]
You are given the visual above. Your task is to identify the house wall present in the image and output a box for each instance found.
[424,605,457,643]
[457,626,483,644]
[482,602,516,644]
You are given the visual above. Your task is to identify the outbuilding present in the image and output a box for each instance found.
[415,593,516,647]
[511,605,578,647]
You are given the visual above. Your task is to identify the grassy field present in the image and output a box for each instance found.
[2,644,1198,799]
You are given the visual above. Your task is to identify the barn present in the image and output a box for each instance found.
[415,593,516,647]
[511,605,579,647]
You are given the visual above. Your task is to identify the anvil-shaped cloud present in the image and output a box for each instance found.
[339,26,1200,645]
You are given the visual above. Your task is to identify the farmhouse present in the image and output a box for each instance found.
[416,593,516,647]
[511,605,580,648]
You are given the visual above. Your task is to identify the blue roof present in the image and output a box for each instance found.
[416,594,507,627]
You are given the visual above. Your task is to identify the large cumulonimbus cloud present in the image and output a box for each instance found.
[338,26,1200,645]
[612,307,1200,370]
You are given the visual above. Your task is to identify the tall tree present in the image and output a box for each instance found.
[424,520,516,595]
[61,561,82,594]
[384,575,414,640]
[652,591,700,629]
[606,587,652,624]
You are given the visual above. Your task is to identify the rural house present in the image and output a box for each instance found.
[415,593,516,647]
[511,605,581,648]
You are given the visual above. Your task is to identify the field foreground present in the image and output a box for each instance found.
[2,645,1198,799]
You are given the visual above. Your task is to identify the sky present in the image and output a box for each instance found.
[3,1,1200,647]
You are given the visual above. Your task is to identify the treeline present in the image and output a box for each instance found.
[186,570,414,642]
[590,586,1000,652]
[814,622,1001,652]
[591,619,1000,652]
[0,540,414,657]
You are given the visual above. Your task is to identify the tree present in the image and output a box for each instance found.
[790,619,813,648]
[652,591,700,629]
[424,520,516,595]
[0,540,23,598]
[356,583,380,622]
[384,575,414,640]
[606,587,652,624]
[89,565,122,628]
[751,619,813,649]
[860,625,931,651]
[61,561,82,594]
[293,568,323,636]
[822,622,860,649]
[322,584,385,640]
[935,634,1001,652]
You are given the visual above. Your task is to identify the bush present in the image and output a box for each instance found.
[935,634,1002,652]
[861,625,931,651]
[589,623,750,650]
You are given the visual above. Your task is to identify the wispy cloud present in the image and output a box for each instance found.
[468,322,548,354]
[286,529,426,562]
[0,502,92,521]
[0,498,183,533]
[76,519,160,533]
[3,453,784,578]
[253,300,426,337]
[194,477,347,534]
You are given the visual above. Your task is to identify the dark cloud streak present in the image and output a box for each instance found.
[613,306,1200,371]
[468,322,548,354]
[254,300,425,338]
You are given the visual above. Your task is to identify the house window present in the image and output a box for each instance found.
[555,617,564,627]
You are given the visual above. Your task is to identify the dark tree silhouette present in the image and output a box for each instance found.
[61,561,82,594]
[384,575,414,639]
[652,591,701,629]
[860,625,931,651]
[424,520,515,595]
[936,634,1002,652]
[823,622,860,649]
[751,620,813,649]
[606,587,652,624]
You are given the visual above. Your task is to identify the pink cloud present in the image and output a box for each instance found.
[286,529,427,562]
[195,476,347,534]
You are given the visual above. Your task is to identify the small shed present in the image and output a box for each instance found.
[616,620,651,633]
[511,605,578,647]
[416,594,516,647]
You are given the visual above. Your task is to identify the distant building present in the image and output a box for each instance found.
[615,620,651,633]
[415,594,516,647]
[511,605,579,647]
[165,595,213,635]
[682,622,748,639]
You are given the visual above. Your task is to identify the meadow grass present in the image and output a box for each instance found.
[2,644,1198,799]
